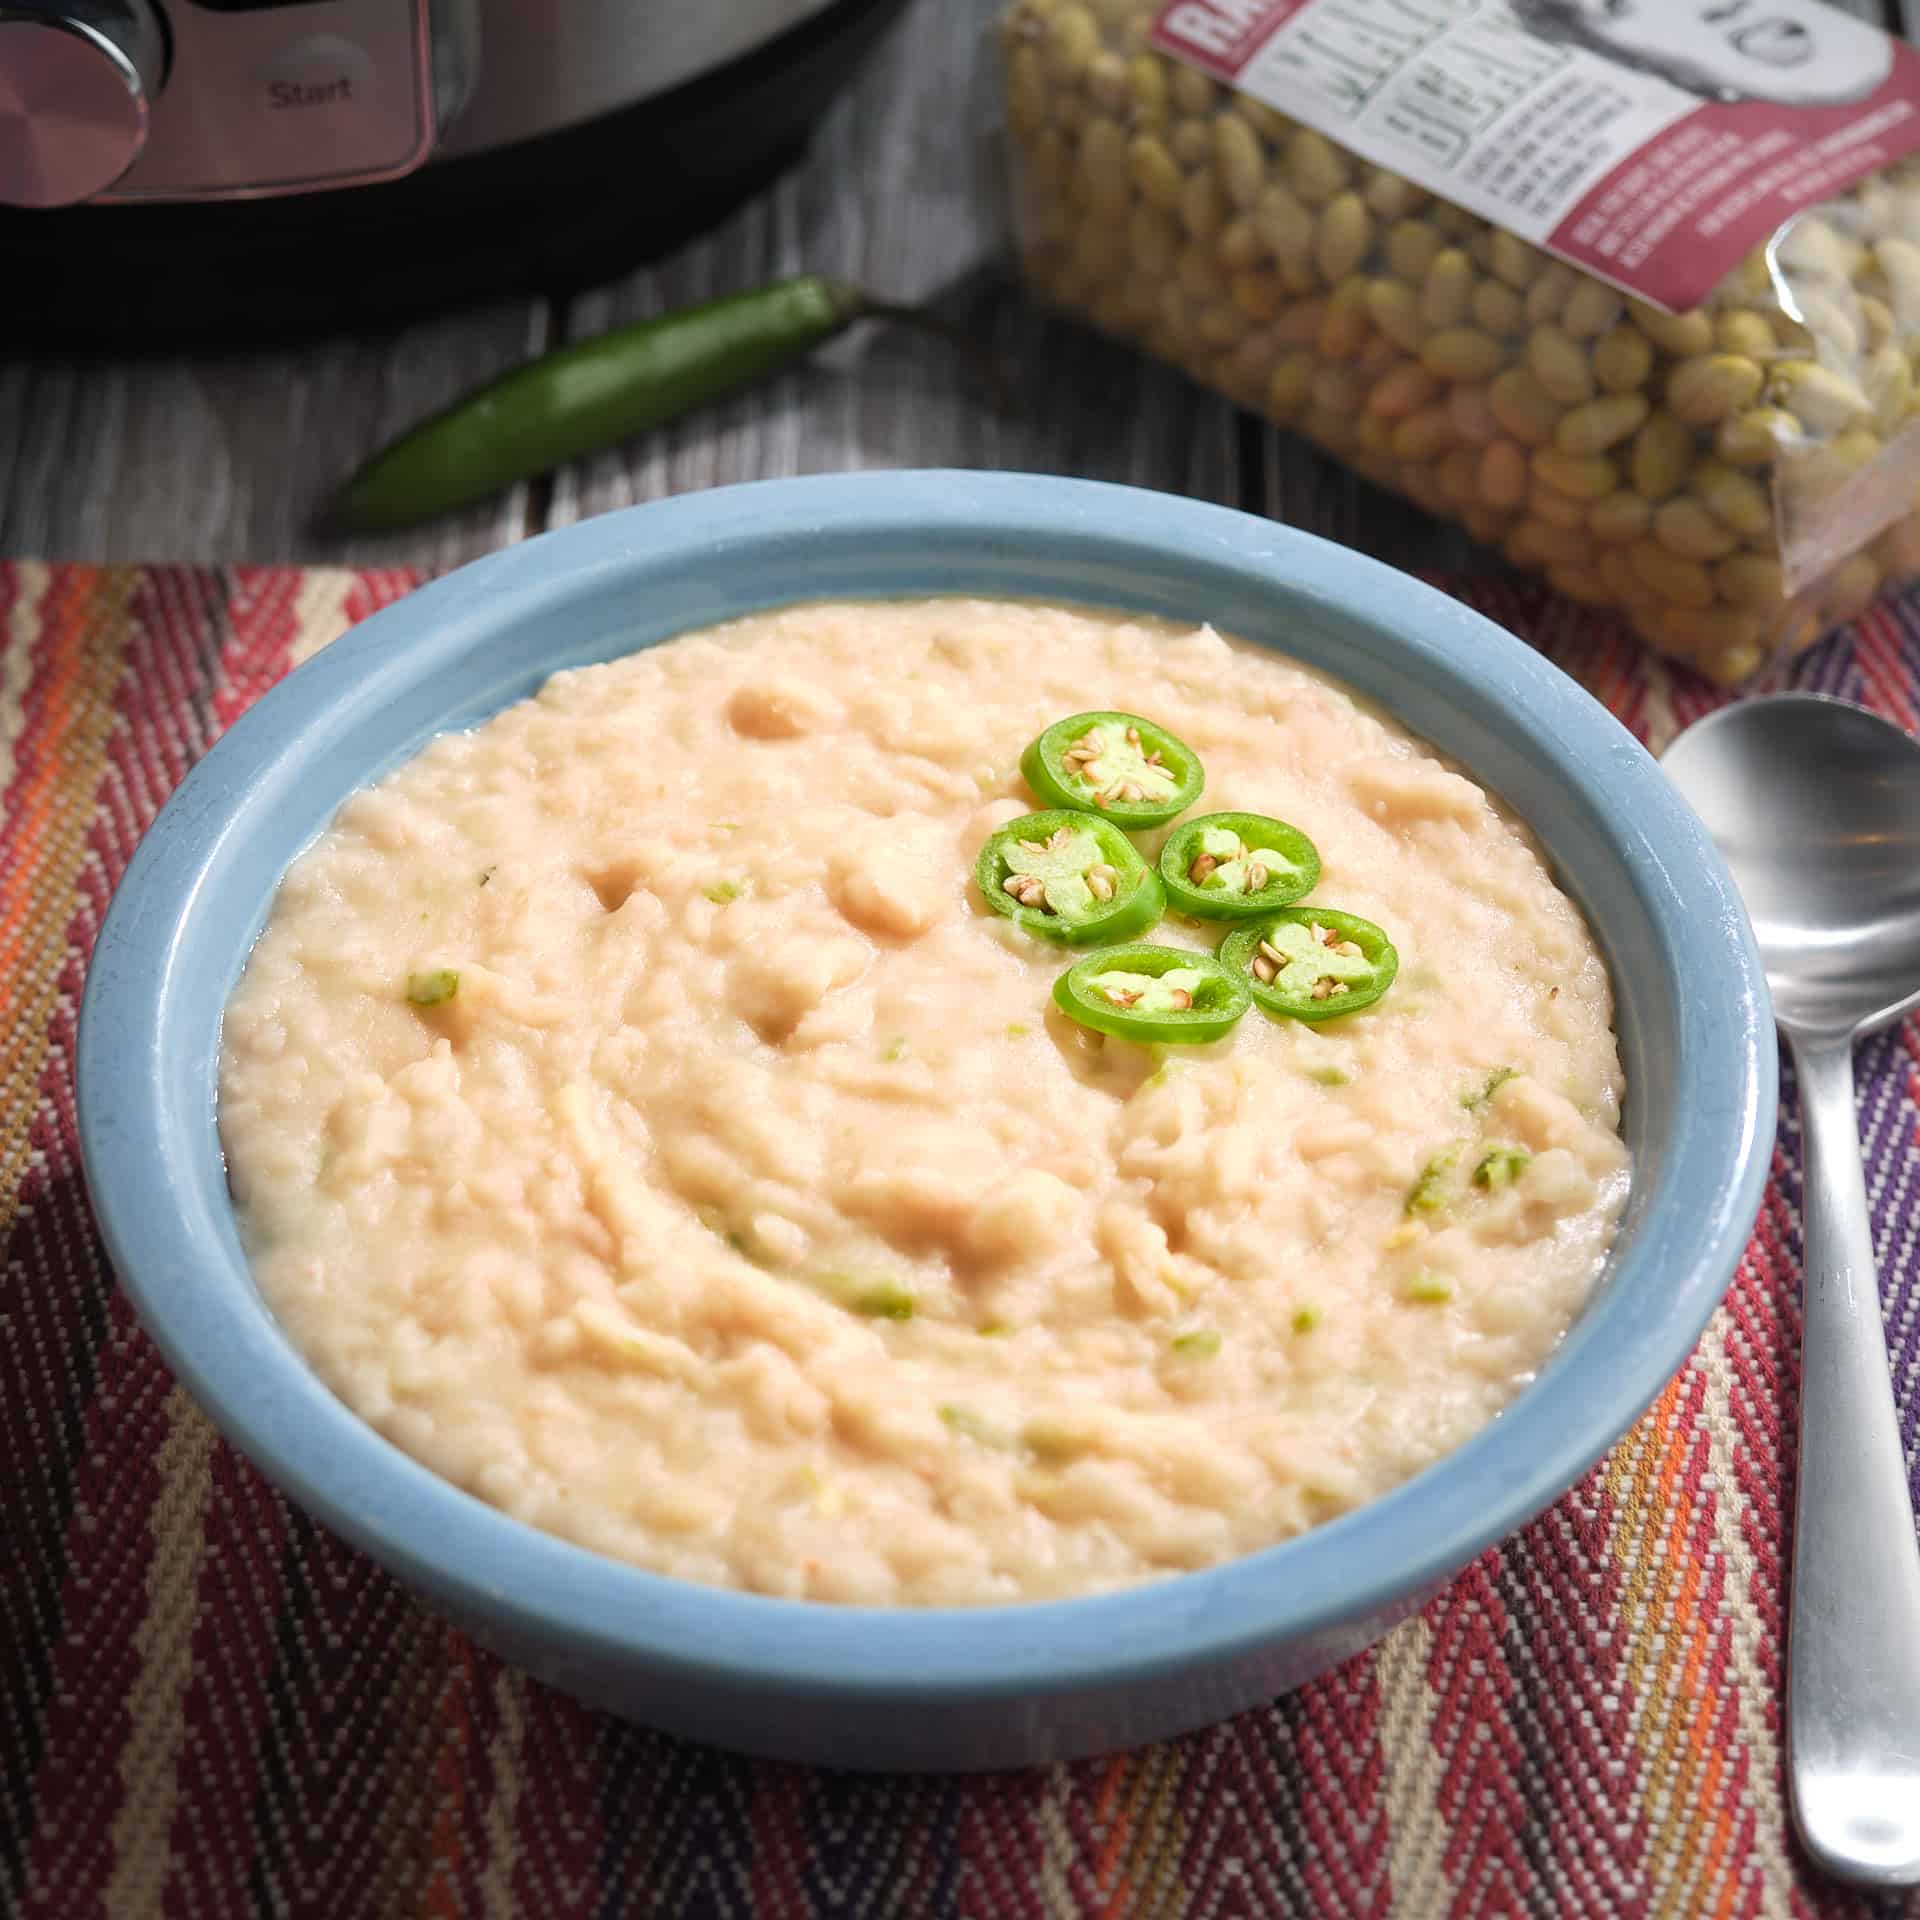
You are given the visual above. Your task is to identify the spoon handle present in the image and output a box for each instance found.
[1785,1034,1920,1887]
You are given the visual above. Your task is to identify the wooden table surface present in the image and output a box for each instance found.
[0,0,1902,578]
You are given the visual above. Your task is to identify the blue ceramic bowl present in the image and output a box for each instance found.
[77,473,1774,1771]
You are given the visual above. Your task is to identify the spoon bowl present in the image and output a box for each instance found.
[1665,695,1920,1035]
[1664,692,1920,1889]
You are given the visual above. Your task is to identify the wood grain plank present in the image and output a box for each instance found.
[1257,435,1482,572]
[0,300,549,569]
[546,0,1245,526]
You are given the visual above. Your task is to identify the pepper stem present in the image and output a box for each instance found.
[855,296,1014,415]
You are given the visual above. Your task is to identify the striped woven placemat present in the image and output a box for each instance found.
[2,560,1916,1920]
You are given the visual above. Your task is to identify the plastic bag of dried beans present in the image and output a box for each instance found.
[998,0,1920,683]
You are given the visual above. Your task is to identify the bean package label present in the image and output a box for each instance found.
[1150,0,1920,316]
[1002,0,1920,684]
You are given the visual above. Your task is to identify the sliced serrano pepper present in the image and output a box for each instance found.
[1220,908,1398,1021]
[1157,811,1320,920]
[976,810,1164,945]
[1052,944,1250,1044]
[1021,712,1203,828]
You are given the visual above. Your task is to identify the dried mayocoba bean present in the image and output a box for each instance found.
[1366,278,1428,355]
[1713,311,1775,359]
[1386,219,1443,282]
[1528,326,1593,407]
[1472,279,1525,337]
[1286,128,1348,204]
[1214,113,1265,210]
[1561,280,1623,339]
[1533,448,1616,500]
[1478,440,1529,511]
[1631,412,1694,501]
[1317,194,1373,283]
[1421,327,1507,382]
[1592,326,1653,396]
[1653,498,1741,562]
[1488,368,1563,446]
[1555,394,1648,456]
[1693,463,1772,539]
[1667,355,1765,426]
[1715,407,1801,466]
[1588,490,1652,545]
[1421,250,1474,328]
[1527,482,1589,530]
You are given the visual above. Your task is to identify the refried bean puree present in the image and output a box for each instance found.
[219,598,1628,1605]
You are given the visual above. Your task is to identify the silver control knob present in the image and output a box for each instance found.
[0,2,165,208]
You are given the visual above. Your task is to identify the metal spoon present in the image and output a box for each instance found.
[1663,693,1920,1888]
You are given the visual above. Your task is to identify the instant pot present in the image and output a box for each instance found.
[0,0,910,341]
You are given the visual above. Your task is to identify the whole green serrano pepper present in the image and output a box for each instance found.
[328,276,875,533]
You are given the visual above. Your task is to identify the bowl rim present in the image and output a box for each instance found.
[77,471,1775,1704]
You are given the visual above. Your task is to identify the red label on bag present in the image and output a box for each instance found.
[1152,0,1303,71]
[1150,0,1920,311]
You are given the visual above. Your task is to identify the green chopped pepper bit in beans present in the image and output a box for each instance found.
[1169,1329,1223,1358]
[815,1272,917,1320]
[1220,908,1399,1022]
[1021,711,1203,828]
[1462,1066,1519,1110]
[1052,943,1251,1044]
[406,968,459,1007]
[849,1281,916,1321]
[1405,1148,1460,1216]
[1158,811,1321,920]
[939,1404,1014,1448]
[976,809,1165,945]
[1474,1145,1533,1190]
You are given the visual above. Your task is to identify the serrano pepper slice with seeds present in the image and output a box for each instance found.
[1021,712,1203,828]
[1052,944,1250,1043]
[975,810,1164,944]
[1157,811,1320,920]
[1220,908,1399,1022]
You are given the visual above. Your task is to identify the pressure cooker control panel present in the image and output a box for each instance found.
[0,0,437,207]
